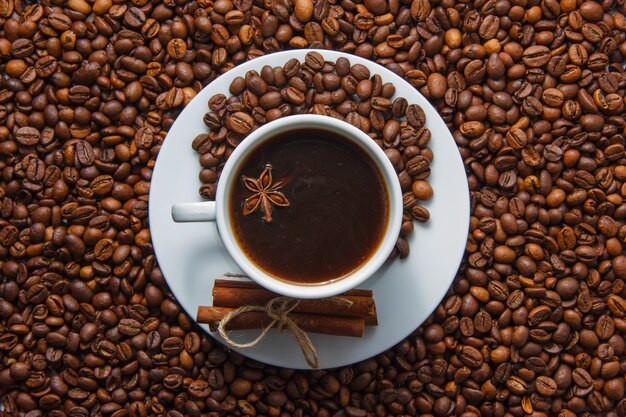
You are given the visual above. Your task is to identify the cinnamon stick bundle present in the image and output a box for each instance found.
[197,306,365,337]
[196,279,378,338]
[212,279,378,325]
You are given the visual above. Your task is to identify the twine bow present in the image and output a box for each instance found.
[217,296,352,368]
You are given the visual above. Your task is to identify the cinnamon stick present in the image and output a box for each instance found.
[214,279,373,297]
[197,306,365,337]
[212,286,376,320]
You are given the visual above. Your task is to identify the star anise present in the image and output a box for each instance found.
[241,165,290,222]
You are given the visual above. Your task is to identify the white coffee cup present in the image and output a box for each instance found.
[172,115,402,299]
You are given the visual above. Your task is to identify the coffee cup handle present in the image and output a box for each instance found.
[171,202,216,222]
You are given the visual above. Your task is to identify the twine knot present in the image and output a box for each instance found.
[217,296,353,368]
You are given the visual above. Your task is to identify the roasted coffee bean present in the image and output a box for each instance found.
[457,345,483,368]
[225,112,255,134]
[573,368,593,388]
[350,64,370,81]
[304,51,324,70]
[522,46,551,67]
[406,104,426,128]
[167,38,187,59]
[536,376,558,396]
[15,127,40,146]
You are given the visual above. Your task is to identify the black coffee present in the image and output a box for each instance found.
[230,127,388,285]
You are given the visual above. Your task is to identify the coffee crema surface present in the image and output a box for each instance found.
[230,127,388,284]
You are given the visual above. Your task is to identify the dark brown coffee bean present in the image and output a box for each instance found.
[162,336,183,355]
[405,155,430,176]
[9,362,31,381]
[259,91,283,110]
[350,64,370,81]
[228,76,246,95]
[118,318,141,336]
[572,368,593,388]
[410,0,430,21]
[464,60,486,84]
[15,127,40,146]
[460,121,485,138]
[536,376,557,396]
[522,45,551,67]
[427,73,447,98]
[457,345,483,368]
[406,104,426,128]
[282,86,305,104]
[225,112,255,134]
[410,205,429,223]
[304,51,324,70]
[506,375,529,395]
[391,97,408,119]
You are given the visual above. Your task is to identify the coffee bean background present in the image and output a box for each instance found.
[1,0,626,416]
[194,52,434,258]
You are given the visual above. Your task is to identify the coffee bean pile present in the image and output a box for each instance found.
[194,51,434,258]
[1,0,626,416]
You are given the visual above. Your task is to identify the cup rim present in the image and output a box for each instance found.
[215,114,403,299]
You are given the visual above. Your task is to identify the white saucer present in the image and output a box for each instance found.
[149,50,469,369]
